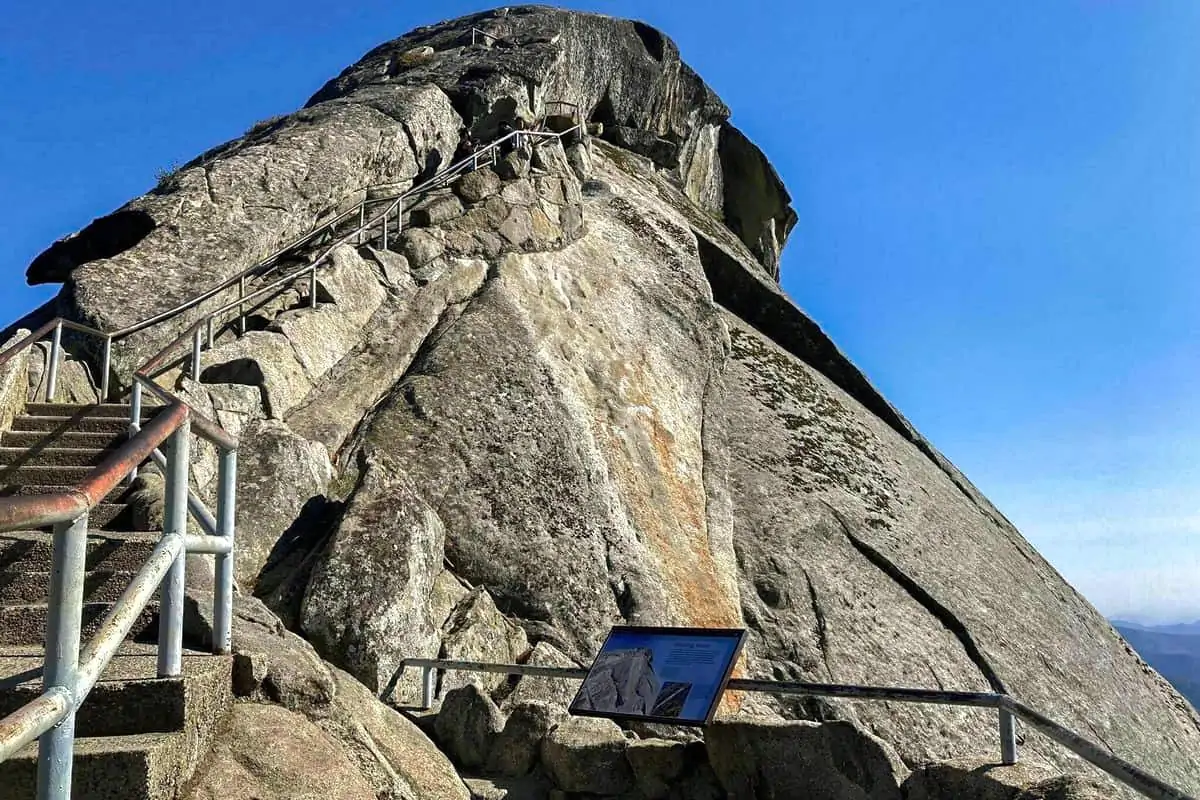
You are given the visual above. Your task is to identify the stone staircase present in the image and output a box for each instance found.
[0,403,232,799]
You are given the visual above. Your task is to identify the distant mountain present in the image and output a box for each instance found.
[1113,622,1200,711]
[1113,619,1200,636]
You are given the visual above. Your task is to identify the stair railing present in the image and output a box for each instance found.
[396,657,1198,800]
[104,122,582,377]
[129,125,582,388]
[0,321,239,800]
[0,402,236,800]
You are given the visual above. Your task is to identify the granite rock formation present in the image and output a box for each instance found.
[9,6,1200,798]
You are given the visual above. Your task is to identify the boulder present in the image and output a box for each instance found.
[325,667,472,800]
[463,776,553,800]
[705,717,906,800]
[495,151,530,181]
[540,716,633,796]
[402,228,446,267]
[228,596,336,716]
[396,46,436,67]
[435,684,505,770]
[454,168,503,203]
[626,738,689,800]
[0,330,30,431]
[499,179,538,206]
[411,193,466,227]
[205,381,264,440]
[500,642,580,712]
[300,453,446,693]
[26,341,98,404]
[233,419,332,587]
[183,704,375,800]
[362,246,415,292]
[564,142,593,182]
[315,244,388,320]
[269,306,364,382]
[200,330,312,418]
[901,759,1111,800]
[485,701,567,777]
[497,206,534,247]
[439,588,530,696]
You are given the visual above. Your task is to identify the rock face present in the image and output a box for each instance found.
[13,6,1200,799]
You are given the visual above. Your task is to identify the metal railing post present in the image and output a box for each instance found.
[382,212,389,250]
[36,512,89,799]
[206,317,214,349]
[999,706,1018,765]
[46,320,63,403]
[238,276,247,335]
[99,335,112,402]
[309,268,318,309]
[128,382,143,484]
[358,204,366,245]
[395,202,403,238]
[421,666,436,709]
[158,420,190,677]
[212,447,237,655]
[190,328,202,380]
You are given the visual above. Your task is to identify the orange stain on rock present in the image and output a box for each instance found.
[598,360,742,631]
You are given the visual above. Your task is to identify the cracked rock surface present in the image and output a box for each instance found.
[8,6,1200,799]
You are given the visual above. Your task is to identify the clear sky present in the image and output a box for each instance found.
[2,2,1197,622]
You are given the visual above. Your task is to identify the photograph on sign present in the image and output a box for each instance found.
[569,626,746,726]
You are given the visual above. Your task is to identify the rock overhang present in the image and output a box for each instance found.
[26,5,795,287]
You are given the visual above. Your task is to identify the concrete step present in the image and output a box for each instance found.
[1,430,124,450]
[0,731,188,799]
[24,403,150,420]
[2,483,128,504]
[0,602,158,646]
[0,647,233,798]
[92,504,131,530]
[0,569,136,604]
[0,446,119,468]
[0,532,158,573]
[11,415,130,434]
[0,464,100,485]
[0,646,230,738]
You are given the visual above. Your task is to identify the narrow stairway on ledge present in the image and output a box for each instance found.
[0,403,231,799]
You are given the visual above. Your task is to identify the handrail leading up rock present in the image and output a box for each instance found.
[107,124,581,343]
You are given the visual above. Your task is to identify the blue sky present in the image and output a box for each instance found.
[2,2,1197,622]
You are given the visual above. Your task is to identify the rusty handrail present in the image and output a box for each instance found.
[0,401,188,534]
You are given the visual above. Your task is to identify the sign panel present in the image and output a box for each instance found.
[569,626,746,726]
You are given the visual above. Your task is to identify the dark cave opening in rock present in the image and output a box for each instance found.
[589,92,619,128]
[26,209,157,285]
[632,21,666,62]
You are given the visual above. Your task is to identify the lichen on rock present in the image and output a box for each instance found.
[9,5,1200,800]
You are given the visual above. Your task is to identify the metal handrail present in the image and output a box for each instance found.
[0,388,238,798]
[132,124,583,403]
[0,112,586,799]
[398,657,1198,800]
[470,27,500,45]
[108,124,580,346]
[0,318,113,402]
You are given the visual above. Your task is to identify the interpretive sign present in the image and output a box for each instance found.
[569,626,746,726]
